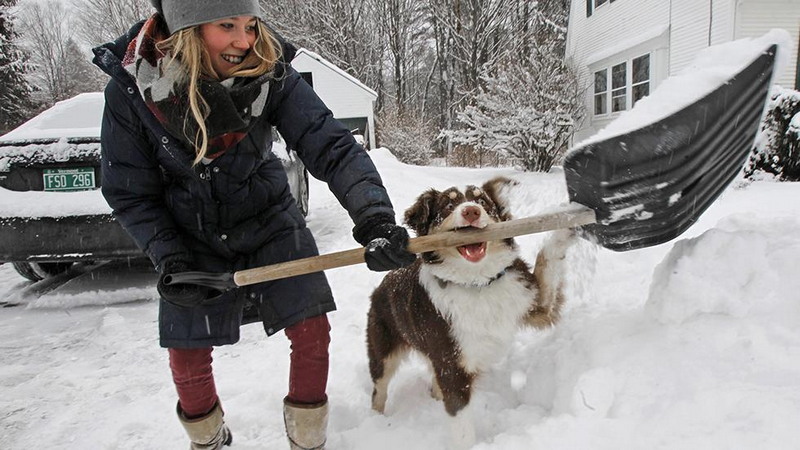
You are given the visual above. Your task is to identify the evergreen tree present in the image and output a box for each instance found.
[63,38,106,94]
[0,0,36,133]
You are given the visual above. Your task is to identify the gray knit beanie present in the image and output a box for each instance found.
[149,0,263,34]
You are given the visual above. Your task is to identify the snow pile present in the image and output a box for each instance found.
[647,214,800,324]
[2,149,800,449]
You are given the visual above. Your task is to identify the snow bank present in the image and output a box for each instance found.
[646,214,800,324]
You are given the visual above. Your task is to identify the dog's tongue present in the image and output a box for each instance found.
[457,242,487,263]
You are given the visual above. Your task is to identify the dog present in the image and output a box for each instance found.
[366,176,577,448]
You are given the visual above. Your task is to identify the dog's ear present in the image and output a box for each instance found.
[404,188,440,236]
[481,176,517,221]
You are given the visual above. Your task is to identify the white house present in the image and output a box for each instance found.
[565,0,800,142]
[291,48,379,149]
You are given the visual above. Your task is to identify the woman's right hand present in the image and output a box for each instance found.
[157,259,210,307]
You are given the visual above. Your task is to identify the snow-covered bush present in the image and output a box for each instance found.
[376,107,437,166]
[746,87,800,181]
[443,47,584,173]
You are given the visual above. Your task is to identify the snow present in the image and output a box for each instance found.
[0,93,104,141]
[2,148,800,449]
[0,188,111,218]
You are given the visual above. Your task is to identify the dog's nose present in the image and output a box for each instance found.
[462,205,481,224]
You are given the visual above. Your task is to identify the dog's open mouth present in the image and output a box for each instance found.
[457,242,487,262]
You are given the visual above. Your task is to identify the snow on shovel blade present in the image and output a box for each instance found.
[564,44,777,251]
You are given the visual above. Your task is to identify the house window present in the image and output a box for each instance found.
[611,62,627,112]
[594,69,608,115]
[592,52,652,117]
[586,0,615,17]
[300,72,314,88]
[632,54,650,105]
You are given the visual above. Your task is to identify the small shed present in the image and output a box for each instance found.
[291,48,379,149]
[565,0,800,142]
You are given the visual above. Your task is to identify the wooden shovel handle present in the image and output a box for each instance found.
[232,203,596,286]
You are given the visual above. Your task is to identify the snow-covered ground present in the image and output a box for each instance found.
[2,148,799,449]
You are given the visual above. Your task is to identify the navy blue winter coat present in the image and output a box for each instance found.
[92,22,396,348]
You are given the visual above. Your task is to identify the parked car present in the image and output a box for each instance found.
[0,93,309,281]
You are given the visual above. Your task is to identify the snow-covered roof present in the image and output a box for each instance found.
[293,48,378,99]
[0,92,104,142]
[584,25,669,66]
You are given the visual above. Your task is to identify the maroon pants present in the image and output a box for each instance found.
[169,314,331,417]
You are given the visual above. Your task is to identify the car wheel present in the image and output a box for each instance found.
[12,262,73,282]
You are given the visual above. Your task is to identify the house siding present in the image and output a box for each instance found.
[567,0,669,82]
[735,0,800,88]
[670,0,738,74]
[566,0,670,141]
[291,53,376,120]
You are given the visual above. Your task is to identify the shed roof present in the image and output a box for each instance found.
[293,48,378,99]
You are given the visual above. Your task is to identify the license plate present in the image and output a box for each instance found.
[43,167,96,191]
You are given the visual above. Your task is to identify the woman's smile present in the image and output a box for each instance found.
[199,15,257,77]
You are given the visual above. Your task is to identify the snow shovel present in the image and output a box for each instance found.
[165,44,777,291]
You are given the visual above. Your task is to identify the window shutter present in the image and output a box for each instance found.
[587,0,593,16]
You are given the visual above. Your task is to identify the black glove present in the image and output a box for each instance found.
[354,218,416,272]
[156,258,210,307]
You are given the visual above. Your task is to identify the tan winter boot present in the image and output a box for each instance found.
[177,401,233,450]
[283,397,328,450]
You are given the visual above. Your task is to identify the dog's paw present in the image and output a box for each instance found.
[371,387,388,414]
[448,408,476,450]
[430,378,444,401]
[538,228,579,265]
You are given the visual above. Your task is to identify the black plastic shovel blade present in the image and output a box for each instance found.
[564,44,777,251]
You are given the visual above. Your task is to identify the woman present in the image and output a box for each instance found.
[92,1,415,448]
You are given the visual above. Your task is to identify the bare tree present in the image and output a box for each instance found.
[71,0,151,46]
[260,0,385,95]
[258,0,581,169]
[444,3,583,171]
[19,1,104,104]
[428,0,517,107]
[373,0,427,116]
[426,0,539,160]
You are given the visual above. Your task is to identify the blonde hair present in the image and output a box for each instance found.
[157,20,282,165]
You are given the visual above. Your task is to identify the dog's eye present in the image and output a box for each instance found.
[446,202,454,210]
[477,198,486,206]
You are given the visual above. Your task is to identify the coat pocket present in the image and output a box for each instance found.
[158,291,241,346]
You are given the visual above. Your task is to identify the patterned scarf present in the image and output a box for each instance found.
[122,15,270,159]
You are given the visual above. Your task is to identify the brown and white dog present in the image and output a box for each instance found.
[366,176,576,448]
